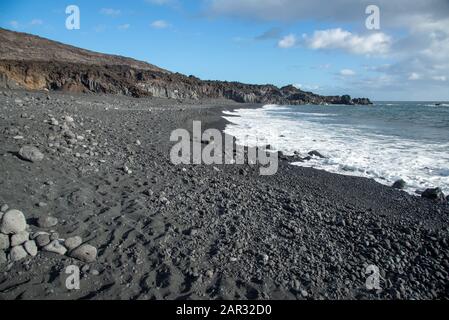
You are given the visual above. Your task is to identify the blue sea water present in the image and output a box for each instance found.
[223,102,449,194]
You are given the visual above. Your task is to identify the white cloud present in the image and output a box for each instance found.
[304,28,391,55]
[30,19,43,26]
[340,69,356,76]
[100,8,121,17]
[118,24,130,30]
[432,75,447,81]
[294,83,320,91]
[151,20,170,29]
[408,73,421,80]
[9,21,20,29]
[278,34,296,48]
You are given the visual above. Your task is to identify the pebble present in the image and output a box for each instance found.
[37,215,58,228]
[65,236,82,250]
[69,244,97,263]
[0,233,10,250]
[10,245,28,262]
[43,240,67,255]
[0,204,8,212]
[50,232,59,241]
[18,146,44,162]
[0,209,27,234]
[24,240,38,257]
[10,231,30,247]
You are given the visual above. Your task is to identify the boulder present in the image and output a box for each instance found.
[18,146,44,162]
[65,236,82,251]
[10,245,28,262]
[10,231,29,247]
[0,209,27,234]
[69,244,97,263]
[422,188,446,203]
[43,240,67,255]
[0,233,9,250]
[35,233,51,247]
[0,250,7,265]
[24,240,38,257]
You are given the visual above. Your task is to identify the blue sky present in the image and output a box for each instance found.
[1,0,448,101]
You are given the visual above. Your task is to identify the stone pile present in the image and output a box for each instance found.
[0,206,97,266]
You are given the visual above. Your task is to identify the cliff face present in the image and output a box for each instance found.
[0,28,372,105]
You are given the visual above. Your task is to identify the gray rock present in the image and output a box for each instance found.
[0,209,27,234]
[10,231,29,247]
[392,179,406,190]
[43,240,67,255]
[10,245,28,262]
[0,204,8,212]
[0,233,9,250]
[18,145,44,162]
[0,250,7,265]
[50,232,59,241]
[35,234,51,247]
[69,244,97,263]
[65,236,82,251]
[37,215,58,228]
[308,150,325,158]
[422,187,446,203]
[24,240,38,257]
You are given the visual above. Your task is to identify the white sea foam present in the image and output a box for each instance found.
[223,105,449,195]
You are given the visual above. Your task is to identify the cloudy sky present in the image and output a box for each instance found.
[1,0,448,100]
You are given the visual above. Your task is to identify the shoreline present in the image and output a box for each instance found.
[1,89,448,300]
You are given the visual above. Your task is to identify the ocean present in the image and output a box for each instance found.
[223,102,449,195]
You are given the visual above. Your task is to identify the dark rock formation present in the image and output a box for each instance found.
[0,28,372,105]
[421,188,446,203]
[392,179,406,190]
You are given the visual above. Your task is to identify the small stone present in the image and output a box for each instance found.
[136,140,141,146]
[43,240,67,255]
[0,204,8,212]
[90,269,100,276]
[50,232,59,241]
[0,233,9,250]
[260,253,269,265]
[37,215,58,228]
[69,244,97,263]
[35,234,51,247]
[0,250,7,265]
[205,270,214,278]
[0,209,27,234]
[18,146,44,162]
[65,236,82,250]
[24,240,38,257]
[10,231,30,247]
[64,115,74,123]
[10,245,28,262]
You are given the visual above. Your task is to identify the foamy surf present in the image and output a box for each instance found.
[223,103,449,195]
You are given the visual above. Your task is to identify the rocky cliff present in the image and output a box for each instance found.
[0,28,372,105]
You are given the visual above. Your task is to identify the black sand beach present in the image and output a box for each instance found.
[1,89,448,300]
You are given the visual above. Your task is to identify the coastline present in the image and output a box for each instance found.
[1,89,448,300]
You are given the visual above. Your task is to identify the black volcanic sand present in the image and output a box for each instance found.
[0,89,448,300]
